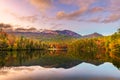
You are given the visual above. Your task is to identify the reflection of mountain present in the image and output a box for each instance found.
[0,62,120,80]
[66,62,120,78]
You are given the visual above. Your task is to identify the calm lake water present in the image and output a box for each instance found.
[0,50,120,80]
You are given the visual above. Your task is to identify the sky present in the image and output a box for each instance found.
[0,0,120,35]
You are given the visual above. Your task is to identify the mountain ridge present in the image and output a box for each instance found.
[6,29,103,42]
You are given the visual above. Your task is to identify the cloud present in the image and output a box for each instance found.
[0,23,13,32]
[56,7,87,20]
[6,10,38,23]
[50,23,64,30]
[89,7,104,13]
[28,27,37,30]
[103,14,120,23]
[15,27,37,32]
[85,17,101,23]
[100,0,120,22]
[29,0,53,12]
[0,0,120,25]
[85,12,120,23]
[18,15,38,23]
[4,0,119,23]
[56,0,96,20]
[56,0,120,23]
[56,6,104,20]
[87,1,120,23]
[59,0,95,7]
[0,23,12,29]
[108,0,120,11]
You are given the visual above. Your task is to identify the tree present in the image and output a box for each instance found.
[117,28,120,33]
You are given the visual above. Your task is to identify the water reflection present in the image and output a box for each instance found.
[0,51,81,68]
[0,50,120,68]
[0,62,120,80]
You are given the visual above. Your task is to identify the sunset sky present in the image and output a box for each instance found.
[0,0,120,35]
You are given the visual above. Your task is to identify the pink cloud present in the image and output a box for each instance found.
[87,17,101,23]
[56,0,99,20]
[56,7,87,20]
[56,0,120,23]
[5,10,38,23]
[0,0,120,26]
[103,14,120,23]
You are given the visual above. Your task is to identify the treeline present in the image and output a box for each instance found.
[0,30,48,51]
[0,29,69,51]
[68,28,120,60]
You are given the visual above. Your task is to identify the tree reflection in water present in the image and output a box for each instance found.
[0,50,120,69]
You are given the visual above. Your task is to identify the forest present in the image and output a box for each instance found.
[0,30,48,50]
[68,29,120,57]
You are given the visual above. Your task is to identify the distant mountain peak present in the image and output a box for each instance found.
[83,32,103,38]
[55,30,82,38]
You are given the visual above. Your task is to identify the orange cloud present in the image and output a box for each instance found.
[29,0,53,12]
[89,7,104,13]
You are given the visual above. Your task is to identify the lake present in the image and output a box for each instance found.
[0,50,120,80]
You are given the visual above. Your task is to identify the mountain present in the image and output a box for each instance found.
[7,30,82,42]
[0,23,103,40]
[10,29,82,37]
[83,32,103,38]
[7,29,103,42]
[55,30,81,38]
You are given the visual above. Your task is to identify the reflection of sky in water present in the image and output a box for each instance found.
[0,62,120,80]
